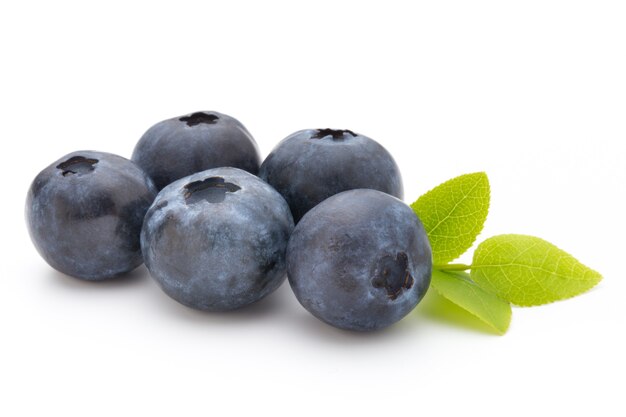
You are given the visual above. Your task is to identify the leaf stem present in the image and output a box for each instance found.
[434,263,472,272]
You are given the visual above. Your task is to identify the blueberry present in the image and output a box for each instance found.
[132,111,261,191]
[141,167,294,311]
[287,189,432,331]
[26,151,157,280]
[259,129,403,222]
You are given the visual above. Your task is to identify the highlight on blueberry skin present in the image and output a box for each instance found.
[141,167,294,311]
[287,189,432,331]
[25,151,158,280]
[132,111,262,191]
[259,128,403,223]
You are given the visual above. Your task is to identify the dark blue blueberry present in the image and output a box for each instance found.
[287,189,432,331]
[141,167,294,311]
[259,129,403,223]
[26,151,157,280]
[132,111,261,191]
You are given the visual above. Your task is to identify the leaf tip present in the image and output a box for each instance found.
[465,171,489,183]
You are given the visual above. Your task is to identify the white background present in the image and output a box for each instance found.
[1,1,625,416]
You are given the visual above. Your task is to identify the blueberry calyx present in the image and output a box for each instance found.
[184,176,241,204]
[56,156,99,177]
[372,252,414,300]
[311,129,357,140]
[179,112,219,127]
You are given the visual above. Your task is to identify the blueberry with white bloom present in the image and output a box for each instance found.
[26,151,157,280]
[141,167,294,311]
[287,189,432,331]
[259,128,403,222]
[132,111,261,191]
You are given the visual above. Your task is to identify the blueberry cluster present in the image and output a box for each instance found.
[26,111,432,331]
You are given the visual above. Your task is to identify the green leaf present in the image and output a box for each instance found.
[471,234,603,306]
[431,269,511,334]
[411,172,490,264]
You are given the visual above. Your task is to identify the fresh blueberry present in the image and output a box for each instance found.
[26,151,157,280]
[287,189,432,331]
[259,129,403,223]
[132,111,261,191]
[141,167,294,311]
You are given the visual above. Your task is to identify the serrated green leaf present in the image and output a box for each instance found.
[471,234,602,306]
[431,269,511,334]
[411,172,490,264]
